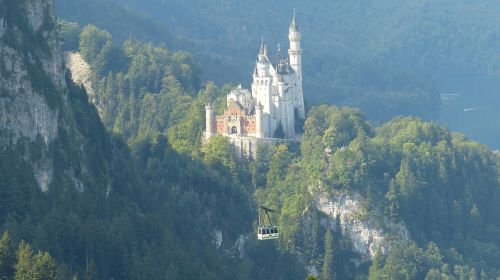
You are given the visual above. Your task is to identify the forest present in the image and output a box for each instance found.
[55,0,500,149]
[57,21,500,278]
[0,0,499,279]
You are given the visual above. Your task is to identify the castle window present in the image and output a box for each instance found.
[231,126,238,134]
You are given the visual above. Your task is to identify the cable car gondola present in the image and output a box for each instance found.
[257,205,279,240]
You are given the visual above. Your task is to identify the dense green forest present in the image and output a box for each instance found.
[1,1,304,279]
[1,0,500,279]
[257,108,500,279]
[56,20,500,278]
[0,232,61,279]
[55,0,500,148]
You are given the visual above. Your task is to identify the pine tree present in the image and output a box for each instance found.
[14,241,59,280]
[322,230,334,280]
[14,241,34,280]
[33,252,59,280]
[0,231,15,279]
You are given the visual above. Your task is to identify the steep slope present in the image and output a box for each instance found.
[257,106,500,279]
[0,1,308,279]
[55,0,177,46]
[0,0,110,193]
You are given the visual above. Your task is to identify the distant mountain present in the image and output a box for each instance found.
[56,0,500,148]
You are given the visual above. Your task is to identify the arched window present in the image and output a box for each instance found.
[231,126,238,134]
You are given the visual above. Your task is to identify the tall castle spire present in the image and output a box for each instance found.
[259,36,265,55]
[258,36,268,63]
[288,9,305,119]
[290,8,299,32]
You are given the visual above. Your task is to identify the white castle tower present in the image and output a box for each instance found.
[252,39,274,117]
[205,11,305,149]
[288,10,305,119]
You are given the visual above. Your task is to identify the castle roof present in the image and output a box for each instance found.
[276,63,295,75]
[268,52,295,75]
[228,99,244,110]
[289,9,299,32]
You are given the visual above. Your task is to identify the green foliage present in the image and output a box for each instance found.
[202,135,237,176]
[266,145,295,189]
[367,241,490,280]
[79,25,112,75]
[254,104,500,279]
[296,106,500,278]
[321,230,334,280]
[14,240,60,280]
[77,26,206,148]
[0,2,310,280]
[54,0,447,122]
[57,20,81,52]
[0,232,15,278]
[6,1,500,278]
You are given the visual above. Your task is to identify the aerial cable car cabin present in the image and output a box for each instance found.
[257,205,279,240]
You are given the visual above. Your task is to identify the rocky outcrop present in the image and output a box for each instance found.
[212,229,223,249]
[25,0,45,32]
[212,229,247,259]
[312,184,409,262]
[65,52,103,117]
[0,0,96,192]
[0,0,65,191]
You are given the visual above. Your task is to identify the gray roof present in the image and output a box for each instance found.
[268,53,294,75]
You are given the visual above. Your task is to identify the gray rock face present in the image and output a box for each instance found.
[211,229,247,260]
[25,0,45,32]
[0,17,5,39]
[0,0,64,191]
[0,68,59,145]
[312,184,409,262]
[65,52,103,117]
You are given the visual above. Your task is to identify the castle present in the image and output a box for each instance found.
[205,12,304,157]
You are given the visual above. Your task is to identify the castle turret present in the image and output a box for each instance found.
[288,10,305,119]
[253,38,274,117]
[205,103,214,140]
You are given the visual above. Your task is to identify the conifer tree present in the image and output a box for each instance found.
[14,241,34,280]
[322,230,334,280]
[0,231,15,279]
[14,241,59,280]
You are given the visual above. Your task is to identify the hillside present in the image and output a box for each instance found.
[0,1,305,279]
[55,0,500,148]
[2,0,500,279]
[257,108,500,279]
[60,20,500,278]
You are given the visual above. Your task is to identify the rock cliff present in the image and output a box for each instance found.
[0,0,109,192]
[312,184,409,262]
[65,52,103,117]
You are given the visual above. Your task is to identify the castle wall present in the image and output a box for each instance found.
[215,111,257,136]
